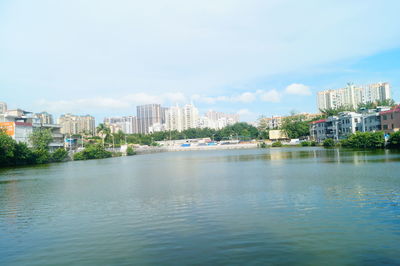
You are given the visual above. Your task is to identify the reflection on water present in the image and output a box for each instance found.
[1,147,400,265]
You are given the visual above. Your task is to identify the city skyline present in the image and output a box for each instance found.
[1,1,400,122]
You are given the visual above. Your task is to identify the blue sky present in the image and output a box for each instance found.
[1,0,400,122]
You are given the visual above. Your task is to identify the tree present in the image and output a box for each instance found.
[320,105,354,117]
[0,130,36,166]
[51,148,69,162]
[340,132,384,149]
[14,142,36,165]
[388,132,400,149]
[357,99,397,111]
[73,144,112,160]
[30,128,52,150]
[126,146,136,156]
[357,101,377,111]
[376,99,396,107]
[271,141,283,147]
[281,114,309,139]
[323,138,335,147]
[96,123,111,147]
[0,130,16,166]
[29,128,53,164]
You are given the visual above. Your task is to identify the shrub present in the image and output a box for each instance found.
[341,132,384,149]
[73,144,112,160]
[323,138,335,148]
[271,141,283,147]
[126,146,136,155]
[14,142,36,165]
[300,141,310,147]
[388,132,400,149]
[51,148,69,162]
[259,142,267,148]
[310,141,317,146]
[33,149,51,164]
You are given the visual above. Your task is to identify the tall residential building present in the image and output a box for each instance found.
[317,82,391,110]
[35,111,54,125]
[183,104,199,130]
[199,110,240,130]
[104,116,138,134]
[58,114,95,135]
[0,102,7,114]
[137,104,162,134]
[205,110,240,122]
[164,104,200,132]
[165,105,183,132]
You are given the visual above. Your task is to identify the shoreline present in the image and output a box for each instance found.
[134,143,259,154]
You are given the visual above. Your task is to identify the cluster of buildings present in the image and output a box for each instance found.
[317,82,391,110]
[0,100,239,147]
[0,103,64,150]
[0,80,395,147]
[258,113,321,129]
[104,104,239,134]
[58,114,96,135]
[309,106,400,142]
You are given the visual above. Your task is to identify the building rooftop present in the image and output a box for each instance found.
[379,105,400,115]
[310,119,326,124]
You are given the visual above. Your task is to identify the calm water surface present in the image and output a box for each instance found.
[1,147,400,265]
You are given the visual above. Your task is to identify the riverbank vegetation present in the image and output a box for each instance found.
[340,132,385,149]
[73,144,113,161]
[93,122,261,147]
[321,131,400,149]
[0,129,68,167]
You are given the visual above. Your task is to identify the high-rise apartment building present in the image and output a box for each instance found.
[183,104,199,130]
[58,114,95,135]
[165,105,183,132]
[35,111,54,125]
[104,116,138,134]
[137,104,162,134]
[0,102,7,114]
[164,104,200,132]
[317,82,391,110]
[199,110,240,129]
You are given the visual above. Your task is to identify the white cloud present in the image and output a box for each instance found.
[36,92,188,113]
[284,83,311,95]
[236,109,258,122]
[35,87,285,115]
[237,109,251,115]
[259,89,281,102]
[193,89,281,104]
[233,92,256,103]
[1,0,400,99]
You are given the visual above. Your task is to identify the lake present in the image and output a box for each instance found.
[1,147,400,265]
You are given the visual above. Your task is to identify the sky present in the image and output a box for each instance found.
[1,0,400,122]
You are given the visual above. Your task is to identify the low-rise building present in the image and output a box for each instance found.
[310,108,392,142]
[380,105,400,133]
[309,119,327,142]
[0,121,33,144]
[34,123,64,151]
[269,130,289,141]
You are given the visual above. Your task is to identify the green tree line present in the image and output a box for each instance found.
[322,131,400,149]
[0,128,68,167]
[95,122,261,146]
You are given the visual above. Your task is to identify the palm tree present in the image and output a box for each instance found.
[96,123,111,147]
